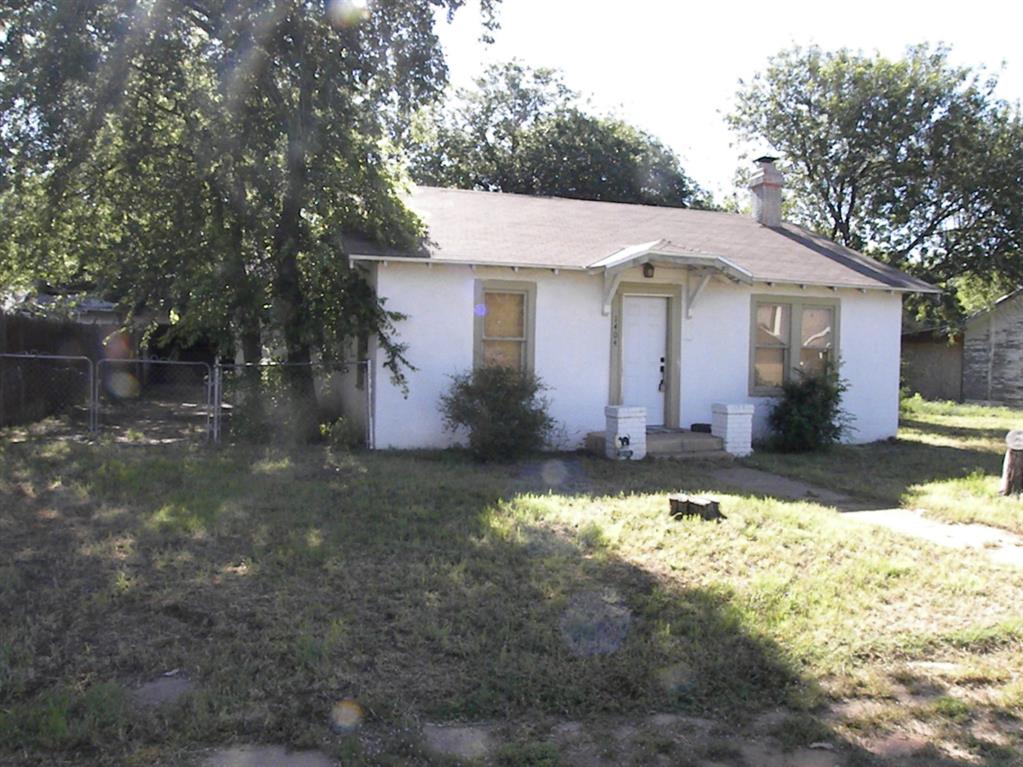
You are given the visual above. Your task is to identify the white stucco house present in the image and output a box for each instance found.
[342,158,936,453]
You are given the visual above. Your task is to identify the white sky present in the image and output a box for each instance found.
[435,0,1023,203]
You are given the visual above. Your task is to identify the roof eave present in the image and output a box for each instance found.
[348,253,588,271]
[753,277,941,295]
[350,253,941,293]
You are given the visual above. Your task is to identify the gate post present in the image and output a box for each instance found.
[87,358,97,433]
[212,361,222,443]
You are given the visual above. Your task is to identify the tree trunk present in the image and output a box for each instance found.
[1001,450,1023,497]
[271,135,319,441]
[266,8,320,442]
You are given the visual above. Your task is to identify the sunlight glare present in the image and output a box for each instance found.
[108,371,141,399]
[559,588,632,656]
[327,0,370,29]
[540,459,569,487]
[329,698,364,733]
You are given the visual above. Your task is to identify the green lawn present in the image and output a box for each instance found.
[746,396,1023,533]
[1,430,1022,765]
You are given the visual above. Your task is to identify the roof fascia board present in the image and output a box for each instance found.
[753,277,940,295]
[348,254,587,271]
[350,253,938,293]
[963,285,1022,323]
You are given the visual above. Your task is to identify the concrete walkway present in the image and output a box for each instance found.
[707,466,1023,567]
[707,466,866,509]
[845,507,1023,567]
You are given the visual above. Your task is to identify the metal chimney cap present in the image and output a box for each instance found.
[754,155,780,165]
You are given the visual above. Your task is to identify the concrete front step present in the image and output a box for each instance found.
[652,449,734,462]
[648,430,724,453]
[584,430,727,458]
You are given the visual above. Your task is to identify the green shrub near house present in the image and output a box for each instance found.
[440,366,555,461]
[768,367,850,452]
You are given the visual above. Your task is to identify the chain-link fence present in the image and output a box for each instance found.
[213,361,372,447]
[0,354,373,446]
[0,353,96,434]
[95,358,212,443]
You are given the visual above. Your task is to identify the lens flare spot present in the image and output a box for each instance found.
[329,698,363,734]
[327,0,369,28]
[655,662,696,695]
[473,303,487,317]
[540,459,569,487]
[559,588,632,657]
[108,371,141,399]
[105,332,133,359]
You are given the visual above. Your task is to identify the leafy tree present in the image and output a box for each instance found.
[409,61,710,207]
[729,45,1023,321]
[0,0,497,437]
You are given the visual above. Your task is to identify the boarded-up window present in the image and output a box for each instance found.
[474,281,535,372]
[482,291,526,369]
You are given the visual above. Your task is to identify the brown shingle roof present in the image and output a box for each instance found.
[347,187,937,293]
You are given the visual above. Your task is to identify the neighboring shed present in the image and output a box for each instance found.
[902,328,963,402]
[962,288,1023,407]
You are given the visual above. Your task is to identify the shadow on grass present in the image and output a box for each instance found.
[746,436,1004,508]
[0,439,1014,765]
[899,418,1012,447]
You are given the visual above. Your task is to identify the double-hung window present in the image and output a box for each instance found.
[474,280,536,372]
[751,297,838,394]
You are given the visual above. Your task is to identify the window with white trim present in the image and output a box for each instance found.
[750,297,838,394]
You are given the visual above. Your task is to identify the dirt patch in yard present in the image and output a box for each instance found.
[129,674,194,708]
[203,745,334,767]
[422,723,494,762]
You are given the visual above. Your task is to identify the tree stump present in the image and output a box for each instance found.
[1000,430,1023,497]
[669,494,725,521]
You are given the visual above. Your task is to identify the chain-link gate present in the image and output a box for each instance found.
[0,353,96,434]
[95,358,212,443]
[0,355,374,447]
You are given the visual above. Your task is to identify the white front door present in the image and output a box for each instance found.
[622,295,668,425]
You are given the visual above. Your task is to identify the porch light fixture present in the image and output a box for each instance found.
[642,263,655,278]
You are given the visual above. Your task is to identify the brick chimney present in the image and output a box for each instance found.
[749,155,784,227]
